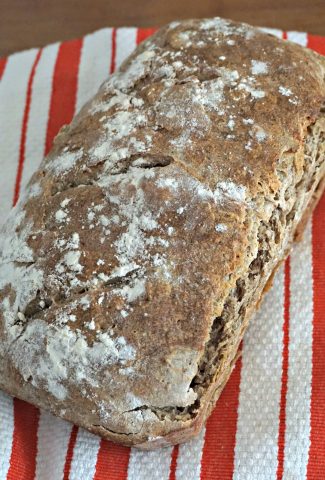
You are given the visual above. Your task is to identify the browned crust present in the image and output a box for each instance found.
[137,175,325,450]
[0,16,324,449]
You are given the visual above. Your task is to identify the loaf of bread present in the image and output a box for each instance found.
[0,17,324,450]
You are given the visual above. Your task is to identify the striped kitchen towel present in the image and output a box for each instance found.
[0,25,325,480]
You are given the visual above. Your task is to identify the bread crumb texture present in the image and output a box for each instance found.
[0,17,325,447]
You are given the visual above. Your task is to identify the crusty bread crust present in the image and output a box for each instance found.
[0,17,324,449]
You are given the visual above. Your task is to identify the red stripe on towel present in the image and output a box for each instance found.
[6,400,40,480]
[94,440,130,480]
[136,28,157,44]
[277,259,290,479]
[45,38,82,154]
[13,49,42,205]
[200,359,242,479]
[307,197,325,478]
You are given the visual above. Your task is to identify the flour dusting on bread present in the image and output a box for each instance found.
[0,16,324,447]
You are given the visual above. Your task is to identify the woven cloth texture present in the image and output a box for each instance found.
[0,26,324,480]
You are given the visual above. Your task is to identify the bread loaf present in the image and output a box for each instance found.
[0,17,324,449]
